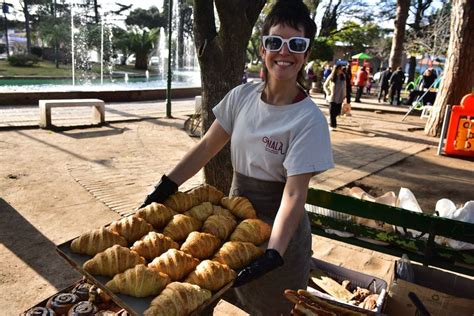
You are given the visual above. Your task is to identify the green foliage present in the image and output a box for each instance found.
[309,37,334,62]
[329,21,383,53]
[38,16,70,48]
[7,54,40,67]
[125,27,159,69]
[31,46,43,57]
[125,6,165,29]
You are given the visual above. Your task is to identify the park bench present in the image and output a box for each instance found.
[39,98,105,128]
[306,188,474,277]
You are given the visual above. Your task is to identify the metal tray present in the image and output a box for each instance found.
[56,239,233,315]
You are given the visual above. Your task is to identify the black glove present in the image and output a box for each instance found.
[233,249,284,287]
[138,175,178,209]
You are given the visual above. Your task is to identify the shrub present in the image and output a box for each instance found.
[31,46,43,58]
[7,54,40,67]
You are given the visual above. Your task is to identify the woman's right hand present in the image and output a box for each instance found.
[138,175,178,209]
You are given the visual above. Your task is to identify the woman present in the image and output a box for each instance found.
[323,64,346,130]
[141,0,334,314]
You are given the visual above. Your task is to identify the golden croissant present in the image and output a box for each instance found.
[70,227,127,256]
[189,184,225,204]
[109,216,153,243]
[212,241,264,270]
[180,232,221,260]
[230,219,272,245]
[201,214,237,241]
[184,202,214,222]
[162,214,202,241]
[220,196,257,219]
[185,260,236,291]
[212,205,236,220]
[83,245,146,277]
[134,202,177,229]
[105,264,170,297]
[130,232,179,260]
[148,249,200,281]
[164,192,199,213]
[144,282,211,316]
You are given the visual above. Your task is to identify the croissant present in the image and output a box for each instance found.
[70,227,127,256]
[134,202,177,229]
[144,282,212,316]
[185,260,236,291]
[83,245,145,277]
[201,215,237,241]
[162,214,202,241]
[212,241,264,270]
[220,196,257,219]
[230,219,272,245]
[148,249,200,281]
[180,232,221,259]
[164,191,199,213]
[212,205,236,220]
[189,184,225,204]
[130,232,179,260]
[105,264,170,297]
[184,202,214,222]
[109,216,153,243]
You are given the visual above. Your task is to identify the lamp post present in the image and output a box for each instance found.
[166,0,173,118]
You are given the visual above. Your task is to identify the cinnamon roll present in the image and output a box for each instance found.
[71,282,93,301]
[67,301,98,316]
[25,307,56,316]
[46,293,79,315]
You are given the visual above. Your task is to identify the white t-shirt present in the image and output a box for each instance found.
[213,82,334,182]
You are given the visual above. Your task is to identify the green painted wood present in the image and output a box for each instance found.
[307,188,474,243]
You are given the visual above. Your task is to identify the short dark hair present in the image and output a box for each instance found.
[261,0,317,90]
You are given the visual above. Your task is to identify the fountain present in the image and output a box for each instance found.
[0,0,201,105]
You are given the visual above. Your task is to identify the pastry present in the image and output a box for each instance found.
[185,260,236,291]
[83,245,145,277]
[212,241,264,270]
[201,214,237,240]
[144,282,212,316]
[130,232,179,260]
[71,282,93,301]
[184,202,214,222]
[148,249,200,281]
[180,231,221,259]
[25,307,56,316]
[70,227,127,256]
[67,301,98,316]
[212,205,235,220]
[189,184,225,204]
[230,219,272,245]
[134,202,177,229]
[109,216,153,243]
[164,191,199,213]
[105,264,170,297]
[88,286,111,310]
[46,293,79,315]
[220,196,257,219]
[162,214,201,241]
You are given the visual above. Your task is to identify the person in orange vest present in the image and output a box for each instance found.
[354,66,368,103]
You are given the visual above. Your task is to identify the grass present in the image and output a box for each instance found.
[0,59,161,77]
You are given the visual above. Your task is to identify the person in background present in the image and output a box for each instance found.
[342,66,352,105]
[389,66,406,105]
[139,0,334,314]
[322,63,332,98]
[419,68,437,91]
[378,67,392,103]
[354,66,368,102]
[324,64,346,130]
[242,65,249,84]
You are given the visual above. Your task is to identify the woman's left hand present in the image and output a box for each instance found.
[233,249,283,287]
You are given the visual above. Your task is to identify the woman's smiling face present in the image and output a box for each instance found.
[261,23,308,84]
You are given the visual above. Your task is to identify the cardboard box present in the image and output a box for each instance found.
[386,261,474,316]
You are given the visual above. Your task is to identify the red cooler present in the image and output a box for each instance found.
[444,93,474,157]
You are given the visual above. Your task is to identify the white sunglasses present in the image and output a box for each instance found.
[262,35,310,54]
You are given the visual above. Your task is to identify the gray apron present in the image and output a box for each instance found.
[221,172,312,316]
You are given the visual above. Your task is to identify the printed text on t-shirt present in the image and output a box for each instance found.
[262,136,287,155]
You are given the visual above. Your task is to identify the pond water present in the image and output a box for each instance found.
[0,69,201,92]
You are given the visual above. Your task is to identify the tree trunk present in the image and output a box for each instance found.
[177,0,185,68]
[193,0,265,194]
[135,51,148,70]
[94,0,99,24]
[23,0,32,54]
[407,55,416,83]
[389,0,409,69]
[424,0,474,137]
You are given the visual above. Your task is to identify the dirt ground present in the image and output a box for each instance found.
[0,106,473,314]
